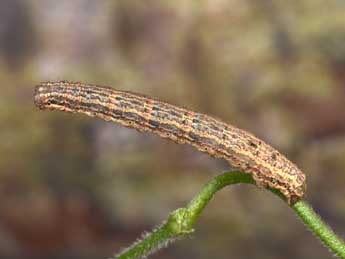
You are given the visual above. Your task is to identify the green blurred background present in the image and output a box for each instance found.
[0,0,344,258]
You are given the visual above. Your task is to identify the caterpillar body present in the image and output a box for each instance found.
[34,81,306,204]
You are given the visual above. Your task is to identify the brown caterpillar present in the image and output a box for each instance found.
[34,81,306,204]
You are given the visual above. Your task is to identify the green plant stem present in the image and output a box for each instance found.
[292,200,345,258]
[115,171,345,259]
[116,172,252,259]
[184,171,255,226]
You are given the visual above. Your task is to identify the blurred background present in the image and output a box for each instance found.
[0,0,344,258]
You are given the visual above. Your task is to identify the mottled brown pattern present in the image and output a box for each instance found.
[34,81,306,204]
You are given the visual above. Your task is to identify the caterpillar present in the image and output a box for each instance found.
[34,81,306,204]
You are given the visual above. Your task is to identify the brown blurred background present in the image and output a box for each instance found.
[0,0,344,258]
